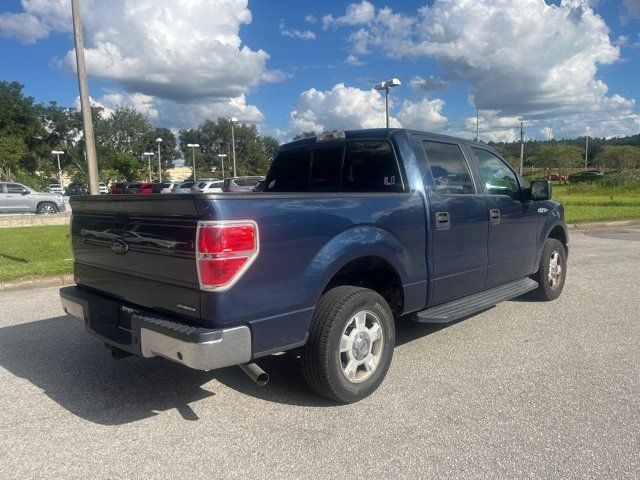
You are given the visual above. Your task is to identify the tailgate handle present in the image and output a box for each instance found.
[435,211,450,230]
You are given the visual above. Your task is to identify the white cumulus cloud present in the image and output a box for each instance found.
[324,0,640,139]
[0,0,280,129]
[288,83,448,137]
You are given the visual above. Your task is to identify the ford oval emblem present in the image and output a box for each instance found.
[110,239,129,255]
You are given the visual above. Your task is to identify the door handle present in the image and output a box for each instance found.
[490,209,501,225]
[435,211,450,230]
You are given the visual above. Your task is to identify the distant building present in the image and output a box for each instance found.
[166,166,192,182]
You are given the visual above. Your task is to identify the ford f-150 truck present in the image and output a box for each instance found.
[60,129,568,403]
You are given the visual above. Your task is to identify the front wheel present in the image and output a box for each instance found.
[36,202,58,215]
[302,286,395,403]
[531,238,567,301]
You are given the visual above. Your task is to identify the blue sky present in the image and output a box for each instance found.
[1,0,639,142]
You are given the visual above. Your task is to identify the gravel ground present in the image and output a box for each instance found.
[0,225,639,479]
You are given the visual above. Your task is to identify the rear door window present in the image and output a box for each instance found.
[342,141,402,192]
[422,141,476,195]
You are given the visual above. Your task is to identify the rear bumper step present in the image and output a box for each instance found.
[60,286,251,371]
[415,277,538,324]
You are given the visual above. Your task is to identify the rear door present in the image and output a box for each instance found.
[419,138,489,305]
[469,147,538,287]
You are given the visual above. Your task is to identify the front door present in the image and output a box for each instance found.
[4,183,30,212]
[419,138,489,306]
[469,147,538,287]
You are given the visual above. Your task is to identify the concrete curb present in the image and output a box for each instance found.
[568,219,640,229]
[0,274,74,293]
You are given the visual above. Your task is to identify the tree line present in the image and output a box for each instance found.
[0,81,279,189]
[488,134,640,174]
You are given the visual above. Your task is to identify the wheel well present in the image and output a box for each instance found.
[548,225,567,252]
[323,256,403,315]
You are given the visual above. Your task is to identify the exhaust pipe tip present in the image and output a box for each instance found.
[239,362,269,387]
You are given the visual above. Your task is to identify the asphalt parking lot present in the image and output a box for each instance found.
[1,225,639,479]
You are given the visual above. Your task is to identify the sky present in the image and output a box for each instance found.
[0,0,639,143]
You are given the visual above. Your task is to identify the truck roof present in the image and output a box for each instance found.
[282,128,486,149]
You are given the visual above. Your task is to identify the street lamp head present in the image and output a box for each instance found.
[187,143,200,148]
[143,152,154,156]
[156,137,163,143]
[374,78,401,90]
[51,150,65,155]
[231,117,238,123]
[217,154,228,158]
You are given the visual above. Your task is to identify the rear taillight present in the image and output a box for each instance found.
[196,221,259,291]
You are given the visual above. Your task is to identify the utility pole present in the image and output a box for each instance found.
[519,122,525,175]
[156,138,163,181]
[230,118,237,178]
[71,0,99,195]
[476,106,480,142]
[585,128,589,168]
[143,152,154,182]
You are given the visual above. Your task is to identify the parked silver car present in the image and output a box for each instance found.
[222,176,265,192]
[0,182,66,214]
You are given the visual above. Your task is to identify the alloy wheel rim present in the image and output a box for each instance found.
[339,310,384,384]
[42,205,56,214]
[548,250,563,289]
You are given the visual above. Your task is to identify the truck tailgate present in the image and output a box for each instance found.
[70,196,204,321]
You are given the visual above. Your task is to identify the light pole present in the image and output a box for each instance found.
[217,154,228,179]
[156,137,163,181]
[374,78,401,128]
[143,152,154,182]
[585,128,589,168]
[230,117,237,177]
[51,150,64,186]
[71,0,99,195]
[187,143,200,180]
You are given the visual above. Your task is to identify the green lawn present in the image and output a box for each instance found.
[552,185,640,223]
[0,225,72,282]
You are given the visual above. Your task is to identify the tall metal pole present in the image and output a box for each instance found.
[519,122,525,175]
[231,122,237,177]
[156,139,162,182]
[192,147,197,181]
[71,0,99,195]
[385,87,390,129]
[476,106,479,142]
[585,128,589,168]
[56,153,62,185]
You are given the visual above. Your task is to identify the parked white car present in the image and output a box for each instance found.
[171,181,196,193]
[99,182,109,194]
[47,183,65,195]
[161,182,176,193]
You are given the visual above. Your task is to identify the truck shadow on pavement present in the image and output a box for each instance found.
[0,313,454,425]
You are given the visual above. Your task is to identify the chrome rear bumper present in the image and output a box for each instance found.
[60,287,251,371]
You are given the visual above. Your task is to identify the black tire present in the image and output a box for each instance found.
[36,202,58,215]
[531,238,566,301]
[303,286,395,403]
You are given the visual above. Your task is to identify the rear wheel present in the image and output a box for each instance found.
[531,238,566,301]
[37,202,58,215]
[302,286,395,403]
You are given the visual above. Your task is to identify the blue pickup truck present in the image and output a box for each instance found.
[60,129,568,403]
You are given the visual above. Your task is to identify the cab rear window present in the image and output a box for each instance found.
[265,140,402,193]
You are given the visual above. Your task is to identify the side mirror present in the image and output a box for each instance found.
[21,189,30,195]
[530,180,552,201]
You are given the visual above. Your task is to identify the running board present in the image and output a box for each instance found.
[414,277,538,324]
